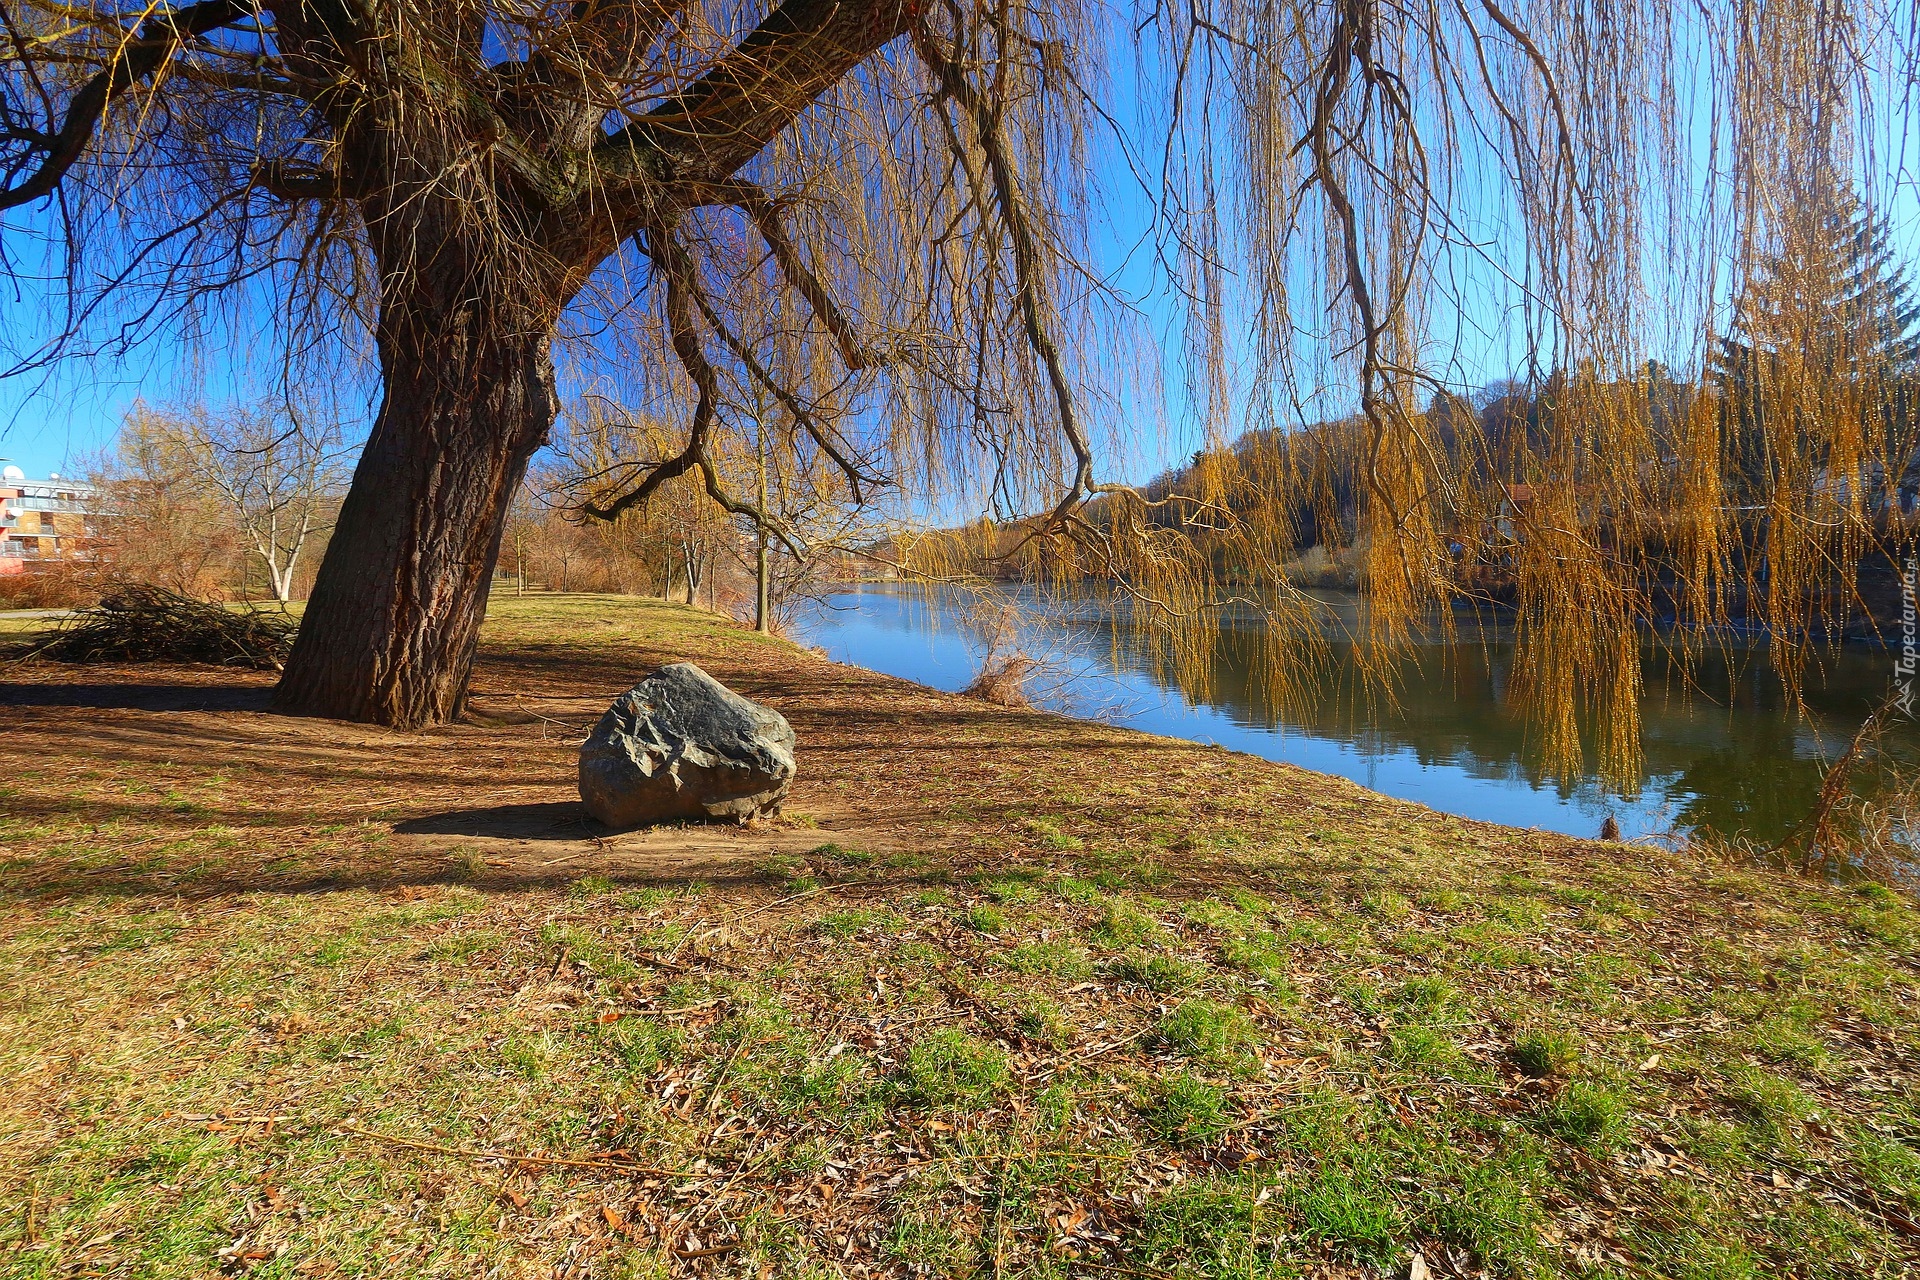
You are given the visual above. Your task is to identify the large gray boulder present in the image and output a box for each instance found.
[579,662,796,827]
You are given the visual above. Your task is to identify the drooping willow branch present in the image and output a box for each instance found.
[912,14,1098,530]
[688,178,874,372]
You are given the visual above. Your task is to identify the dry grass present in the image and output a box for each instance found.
[1,594,1916,1278]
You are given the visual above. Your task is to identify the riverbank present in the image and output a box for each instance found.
[794,583,1914,847]
[2,594,1916,1277]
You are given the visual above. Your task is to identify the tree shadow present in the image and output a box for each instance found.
[393,801,598,841]
[0,682,274,712]
[13,858,786,905]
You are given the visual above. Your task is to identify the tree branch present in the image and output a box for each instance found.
[0,0,248,211]
[596,0,919,189]
[686,177,872,371]
[579,225,719,520]
[676,257,886,502]
[912,17,1093,527]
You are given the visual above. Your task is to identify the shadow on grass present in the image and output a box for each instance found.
[395,801,597,841]
[2,848,794,905]
[0,681,274,712]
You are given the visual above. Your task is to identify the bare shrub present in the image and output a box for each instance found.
[0,565,101,610]
[964,653,1042,708]
[960,598,1046,709]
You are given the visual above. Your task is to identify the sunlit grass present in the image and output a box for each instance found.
[1,593,1916,1276]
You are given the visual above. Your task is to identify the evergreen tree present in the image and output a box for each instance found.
[1709,182,1920,501]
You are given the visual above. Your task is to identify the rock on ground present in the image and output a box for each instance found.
[578,661,796,827]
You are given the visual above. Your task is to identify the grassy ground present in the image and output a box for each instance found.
[1,594,1917,1279]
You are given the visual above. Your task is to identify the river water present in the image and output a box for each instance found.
[792,584,1918,845]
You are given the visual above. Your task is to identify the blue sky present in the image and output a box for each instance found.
[1,20,1917,491]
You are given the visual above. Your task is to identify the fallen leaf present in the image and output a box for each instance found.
[1409,1248,1431,1280]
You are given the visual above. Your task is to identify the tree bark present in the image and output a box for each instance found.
[273,305,556,726]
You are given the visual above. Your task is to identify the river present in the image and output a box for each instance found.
[791,584,1919,846]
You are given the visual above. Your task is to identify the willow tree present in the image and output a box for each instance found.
[0,0,1915,768]
[0,0,930,723]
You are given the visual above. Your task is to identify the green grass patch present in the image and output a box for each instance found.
[812,908,886,938]
[1158,998,1257,1066]
[1538,1081,1630,1150]
[996,938,1092,979]
[1142,1072,1235,1146]
[961,904,1006,934]
[1512,1027,1579,1078]
[1021,817,1085,851]
[902,1030,1011,1106]
[1109,949,1202,993]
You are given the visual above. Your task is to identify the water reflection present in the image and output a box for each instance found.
[792,584,1916,845]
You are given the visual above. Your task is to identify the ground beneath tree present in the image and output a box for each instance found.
[0,607,942,893]
[1,595,1916,1279]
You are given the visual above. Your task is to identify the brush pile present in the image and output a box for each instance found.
[960,597,1045,708]
[27,585,298,669]
[962,652,1040,707]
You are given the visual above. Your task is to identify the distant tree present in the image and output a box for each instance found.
[499,480,541,596]
[558,393,864,624]
[183,404,351,602]
[1709,182,1920,500]
[89,406,242,596]
[1474,378,1529,413]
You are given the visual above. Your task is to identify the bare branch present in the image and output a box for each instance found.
[687,177,872,371]
[912,16,1095,529]
[0,0,247,210]
[578,226,719,521]
[597,0,917,187]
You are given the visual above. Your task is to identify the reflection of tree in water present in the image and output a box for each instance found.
[828,585,1916,845]
[1661,740,1819,846]
[1080,607,1912,844]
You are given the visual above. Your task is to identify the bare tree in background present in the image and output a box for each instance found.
[89,406,243,597]
[561,389,876,632]
[186,404,350,602]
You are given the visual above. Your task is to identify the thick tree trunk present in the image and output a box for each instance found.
[273,312,556,726]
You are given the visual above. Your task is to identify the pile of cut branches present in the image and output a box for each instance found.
[962,652,1041,706]
[24,585,298,669]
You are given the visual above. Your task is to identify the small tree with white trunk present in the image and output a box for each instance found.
[185,405,351,603]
